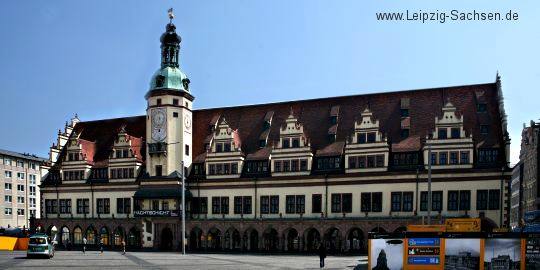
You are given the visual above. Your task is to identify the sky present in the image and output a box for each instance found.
[1,1,539,165]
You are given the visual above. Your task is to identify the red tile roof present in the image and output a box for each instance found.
[61,82,504,167]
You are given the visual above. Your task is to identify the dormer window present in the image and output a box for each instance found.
[216,143,223,153]
[292,138,300,148]
[357,133,366,144]
[480,125,489,134]
[283,139,290,148]
[115,149,130,159]
[224,143,231,152]
[366,132,376,143]
[400,129,410,139]
[155,75,165,88]
[68,152,80,161]
[259,140,266,148]
[477,103,487,112]
[400,108,409,117]
[173,99,179,106]
[451,128,460,139]
[438,128,447,139]
[156,99,162,106]
[330,116,337,124]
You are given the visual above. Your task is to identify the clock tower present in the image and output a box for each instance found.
[145,12,194,177]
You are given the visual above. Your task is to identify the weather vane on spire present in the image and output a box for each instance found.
[168,8,175,23]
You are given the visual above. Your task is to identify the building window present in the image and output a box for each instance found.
[45,199,58,214]
[316,157,341,171]
[480,125,489,134]
[460,151,469,164]
[476,190,488,210]
[192,197,208,214]
[449,152,458,165]
[212,197,228,215]
[260,196,269,214]
[488,189,500,210]
[312,194,322,213]
[29,197,36,208]
[117,198,131,214]
[292,138,300,148]
[233,196,251,215]
[155,165,162,176]
[17,196,24,203]
[391,192,402,212]
[173,112,179,118]
[361,193,371,212]
[97,198,110,214]
[156,98,162,105]
[4,183,11,190]
[173,99,179,105]
[367,132,376,143]
[77,199,90,214]
[477,103,487,112]
[438,128,447,139]
[4,170,12,178]
[420,191,443,211]
[270,196,279,214]
[260,196,278,214]
[4,208,12,215]
[400,129,409,139]
[59,199,71,214]
[282,138,290,148]
[400,108,409,117]
[224,143,231,152]
[185,144,190,156]
[162,201,169,210]
[439,152,447,165]
[17,209,24,216]
[357,133,366,144]
[216,143,223,153]
[285,195,305,214]
[459,190,471,211]
[4,195,12,203]
[29,186,36,196]
[17,184,24,192]
[17,172,25,179]
[448,191,459,211]
[478,149,499,164]
[430,152,437,165]
[451,128,460,139]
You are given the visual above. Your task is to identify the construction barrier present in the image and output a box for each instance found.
[0,236,29,251]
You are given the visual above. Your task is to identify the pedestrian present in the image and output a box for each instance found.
[99,239,104,254]
[121,239,126,255]
[318,243,327,268]
[83,237,87,254]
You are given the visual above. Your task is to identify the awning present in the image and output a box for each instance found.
[133,187,192,199]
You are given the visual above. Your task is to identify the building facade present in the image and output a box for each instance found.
[510,121,540,228]
[38,15,512,253]
[0,149,48,229]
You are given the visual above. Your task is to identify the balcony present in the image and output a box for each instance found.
[148,142,167,155]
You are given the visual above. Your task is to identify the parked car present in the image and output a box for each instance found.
[27,233,55,258]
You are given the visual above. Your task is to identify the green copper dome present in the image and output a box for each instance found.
[148,17,190,93]
[149,66,190,92]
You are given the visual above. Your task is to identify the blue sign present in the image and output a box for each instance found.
[408,238,440,246]
[408,256,440,265]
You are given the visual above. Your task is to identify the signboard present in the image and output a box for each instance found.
[407,238,442,267]
[133,210,181,217]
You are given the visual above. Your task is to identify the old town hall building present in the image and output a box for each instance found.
[39,15,512,253]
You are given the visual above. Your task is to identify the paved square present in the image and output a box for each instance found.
[0,251,367,269]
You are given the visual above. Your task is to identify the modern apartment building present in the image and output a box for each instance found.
[0,149,48,229]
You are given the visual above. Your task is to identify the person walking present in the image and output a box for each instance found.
[121,239,126,255]
[82,237,87,254]
[99,239,104,254]
[318,243,327,268]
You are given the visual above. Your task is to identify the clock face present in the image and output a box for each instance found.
[151,108,167,141]
[184,115,191,130]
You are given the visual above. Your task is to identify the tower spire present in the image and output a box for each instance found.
[160,8,181,69]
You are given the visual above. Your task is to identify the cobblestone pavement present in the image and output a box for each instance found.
[0,251,368,270]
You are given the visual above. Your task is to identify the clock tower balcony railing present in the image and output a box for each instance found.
[148,142,167,155]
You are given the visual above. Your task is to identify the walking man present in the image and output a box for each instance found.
[318,243,327,268]
[121,239,126,255]
[99,239,104,254]
[82,237,87,254]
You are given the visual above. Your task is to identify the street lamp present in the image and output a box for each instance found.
[181,160,186,255]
